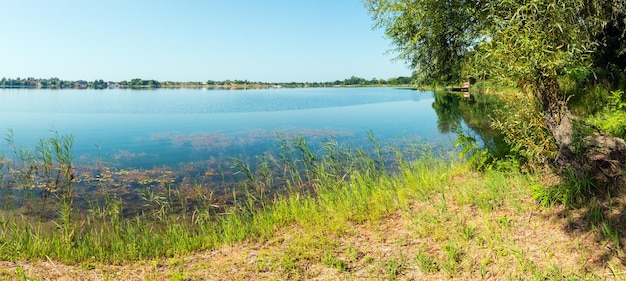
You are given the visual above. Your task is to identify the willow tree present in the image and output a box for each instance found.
[367,0,626,185]
[367,0,488,84]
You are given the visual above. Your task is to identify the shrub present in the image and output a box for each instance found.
[490,91,557,172]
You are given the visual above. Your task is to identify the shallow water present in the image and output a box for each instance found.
[0,87,480,217]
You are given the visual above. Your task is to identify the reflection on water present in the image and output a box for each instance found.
[0,87,485,217]
[0,87,453,168]
[431,91,509,157]
[432,91,464,133]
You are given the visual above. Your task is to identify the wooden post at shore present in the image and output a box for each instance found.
[461,81,471,98]
[445,81,472,98]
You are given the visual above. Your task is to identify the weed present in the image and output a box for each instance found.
[532,168,599,207]
[385,257,403,281]
[479,258,491,278]
[415,252,439,273]
[280,253,297,272]
[80,262,96,270]
[460,224,476,241]
[600,222,621,249]
[168,257,187,281]
[322,252,347,271]
[14,267,27,281]
[440,243,463,275]
[498,215,512,230]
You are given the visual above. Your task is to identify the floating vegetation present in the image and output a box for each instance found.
[147,129,354,152]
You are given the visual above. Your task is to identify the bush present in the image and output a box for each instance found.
[490,91,557,172]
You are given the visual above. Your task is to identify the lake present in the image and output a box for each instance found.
[0,87,461,169]
[0,87,477,216]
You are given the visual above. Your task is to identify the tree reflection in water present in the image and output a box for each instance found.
[432,91,510,158]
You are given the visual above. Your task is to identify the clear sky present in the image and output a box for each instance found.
[0,0,411,83]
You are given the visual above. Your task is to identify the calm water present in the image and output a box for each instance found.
[0,87,460,168]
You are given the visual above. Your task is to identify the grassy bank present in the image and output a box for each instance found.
[1,148,624,279]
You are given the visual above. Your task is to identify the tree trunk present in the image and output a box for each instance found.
[537,71,626,187]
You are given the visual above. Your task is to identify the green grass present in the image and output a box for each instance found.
[0,134,453,264]
[0,132,624,280]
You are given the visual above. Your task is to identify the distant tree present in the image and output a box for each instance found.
[91,79,105,89]
[394,76,413,85]
[344,76,367,85]
[129,78,142,88]
[48,77,59,88]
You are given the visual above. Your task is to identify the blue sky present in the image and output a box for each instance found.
[0,1,410,83]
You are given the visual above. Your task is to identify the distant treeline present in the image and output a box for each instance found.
[0,75,416,90]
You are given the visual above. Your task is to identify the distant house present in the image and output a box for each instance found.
[74,80,88,89]
[106,81,121,88]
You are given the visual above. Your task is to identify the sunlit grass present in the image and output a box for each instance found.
[0,131,624,280]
